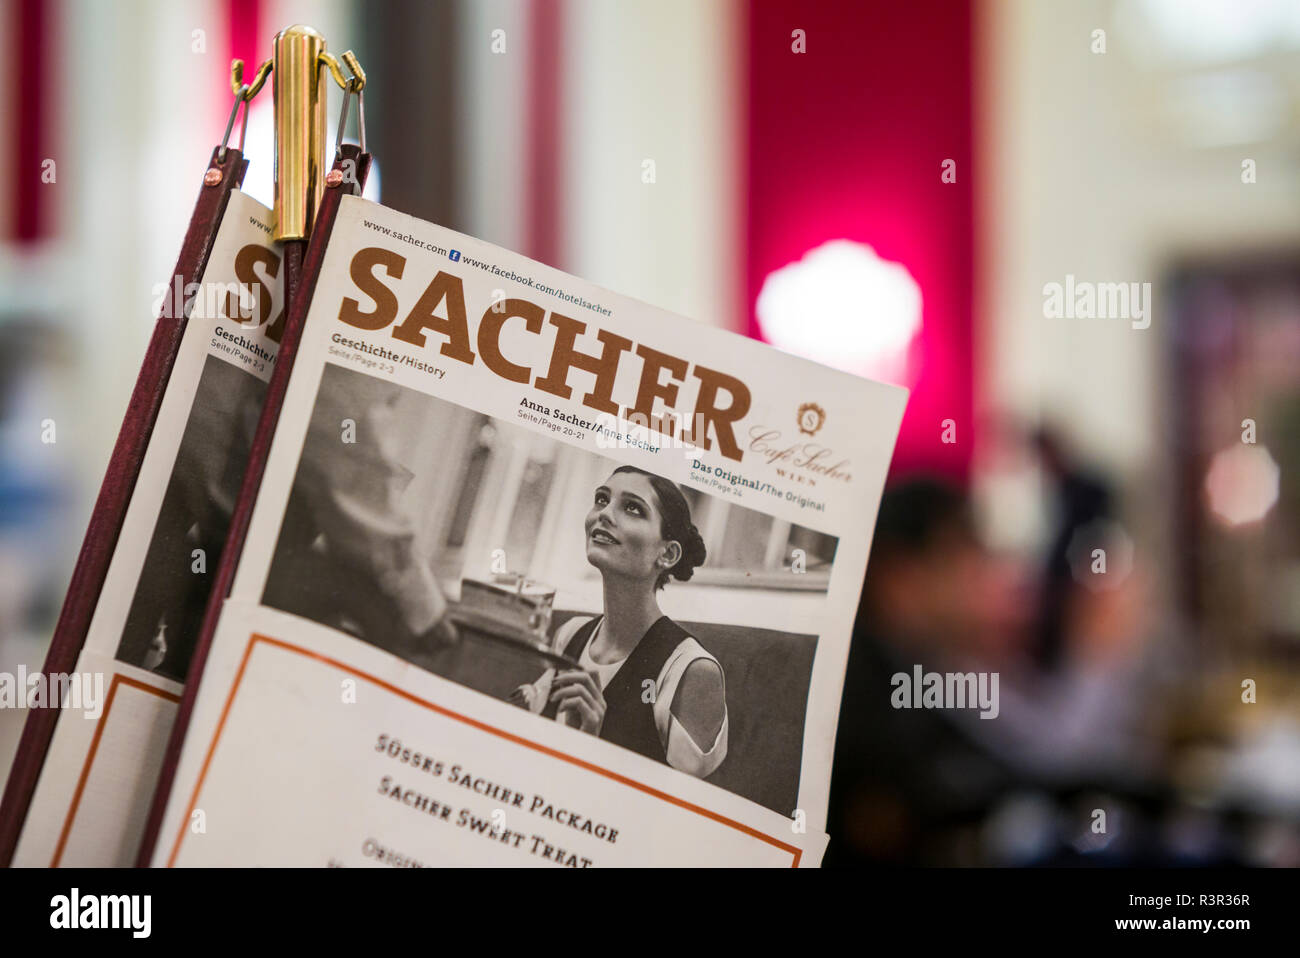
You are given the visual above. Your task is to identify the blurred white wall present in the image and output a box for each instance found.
[561,0,740,330]
[979,0,1300,478]
[458,0,531,252]
[53,0,354,525]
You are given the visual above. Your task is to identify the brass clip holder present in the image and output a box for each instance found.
[229,25,365,243]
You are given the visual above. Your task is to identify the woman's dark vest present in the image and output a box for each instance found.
[542,615,687,765]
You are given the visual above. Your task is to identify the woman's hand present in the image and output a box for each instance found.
[549,669,606,734]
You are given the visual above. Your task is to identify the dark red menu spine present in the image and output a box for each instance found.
[0,148,250,866]
[135,146,372,866]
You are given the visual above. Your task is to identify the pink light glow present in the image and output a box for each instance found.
[756,240,922,385]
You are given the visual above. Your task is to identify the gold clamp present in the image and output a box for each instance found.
[334,52,367,160]
[226,25,366,242]
[230,57,273,99]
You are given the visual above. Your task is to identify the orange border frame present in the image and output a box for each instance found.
[51,673,181,866]
[168,633,802,867]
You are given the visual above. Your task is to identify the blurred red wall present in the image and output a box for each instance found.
[744,0,974,479]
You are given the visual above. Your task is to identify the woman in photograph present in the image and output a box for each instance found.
[511,465,728,778]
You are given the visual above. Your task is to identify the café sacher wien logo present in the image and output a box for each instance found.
[797,402,826,437]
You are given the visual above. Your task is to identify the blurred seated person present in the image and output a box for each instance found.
[826,478,1023,865]
[827,476,1156,865]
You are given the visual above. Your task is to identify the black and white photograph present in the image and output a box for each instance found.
[261,361,838,814]
[115,355,268,682]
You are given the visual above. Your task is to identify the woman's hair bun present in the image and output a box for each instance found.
[668,523,707,582]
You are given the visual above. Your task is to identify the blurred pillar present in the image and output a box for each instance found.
[357,0,460,228]
[11,0,54,242]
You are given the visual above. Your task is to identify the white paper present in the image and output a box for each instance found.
[150,195,907,867]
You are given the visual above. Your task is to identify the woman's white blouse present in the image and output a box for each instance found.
[514,615,729,779]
